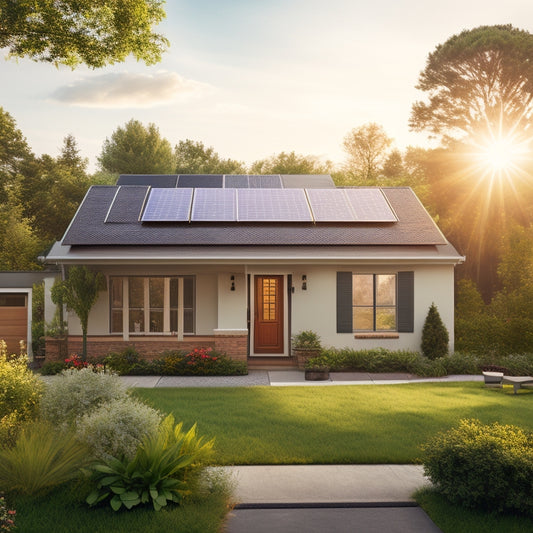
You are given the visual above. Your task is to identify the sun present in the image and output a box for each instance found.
[478,137,526,173]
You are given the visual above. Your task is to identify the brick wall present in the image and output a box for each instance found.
[214,334,248,362]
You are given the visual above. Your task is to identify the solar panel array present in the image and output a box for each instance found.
[137,187,397,223]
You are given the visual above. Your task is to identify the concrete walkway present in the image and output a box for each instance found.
[114,370,483,388]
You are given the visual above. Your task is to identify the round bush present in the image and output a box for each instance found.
[40,367,128,426]
[421,419,533,515]
[76,397,162,461]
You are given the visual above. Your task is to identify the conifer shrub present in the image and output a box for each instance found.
[421,303,449,360]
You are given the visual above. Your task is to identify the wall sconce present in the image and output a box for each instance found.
[230,275,235,291]
[301,274,307,291]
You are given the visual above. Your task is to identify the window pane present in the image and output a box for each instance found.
[353,307,373,330]
[149,278,164,308]
[183,277,194,307]
[150,310,164,332]
[170,278,178,308]
[184,309,193,333]
[376,308,396,330]
[0,294,26,306]
[129,278,144,308]
[353,275,373,306]
[376,275,396,306]
[129,310,144,333]
[170,310,178,332]
[111,278,123,307]
[111,310,123,333]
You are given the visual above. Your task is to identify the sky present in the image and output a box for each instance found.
[2,0,533,173]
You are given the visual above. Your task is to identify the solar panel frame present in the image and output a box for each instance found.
[237,189,312,221]
[191,188,237,221]
[141,188,193,222]
[306,189,356,222]
[343,188,397,222]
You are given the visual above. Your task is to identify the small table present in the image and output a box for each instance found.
[502,376,533,395]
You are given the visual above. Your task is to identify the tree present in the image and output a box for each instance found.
[52,267,106,360]
[421,303,449,360]
[0,0,169,68]
[250,151,333,175]
[410,25,533,145]
[98,119,175,174]
[342,123,392,184]
[0,107,34,203]
[175,140,246,174]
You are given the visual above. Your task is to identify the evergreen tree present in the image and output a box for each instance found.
[421,303,449,360]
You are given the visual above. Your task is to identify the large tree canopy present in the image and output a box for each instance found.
[0,0,169,68]
[98,119,175,174]
[175,140,246,175]
[410,25,533,145]
[250,151,332,175]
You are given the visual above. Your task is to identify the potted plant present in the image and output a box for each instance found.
[292,330,322,370]
[305,356,330,381]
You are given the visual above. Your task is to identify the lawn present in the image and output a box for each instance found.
[134,382,533,465]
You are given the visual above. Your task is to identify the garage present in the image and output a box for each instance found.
[0,293,28,355]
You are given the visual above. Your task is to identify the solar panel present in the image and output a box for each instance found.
[105,186,149,223]
[306,189,356,222]
[237,189,312,221]
[141,188,193,222]
[117,175,178,187]
[191,188,237,221]
[343,188,397,222]
[224,175,249,188]
[177,174,223,188]
[282,174,335,189]
[248,175,282,188]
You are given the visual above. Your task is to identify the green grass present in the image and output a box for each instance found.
[134,382,533,464]
[10,471,232,533]
[415,488,532,533]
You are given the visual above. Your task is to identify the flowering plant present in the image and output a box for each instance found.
[185,347,218,366]
[0,493,16,532]
[65,354,88,369]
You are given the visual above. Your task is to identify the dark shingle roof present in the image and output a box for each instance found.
[62,185,448,247]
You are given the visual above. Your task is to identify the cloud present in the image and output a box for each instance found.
[51,71,213,108]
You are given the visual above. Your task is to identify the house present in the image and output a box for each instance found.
[44,174,464,366]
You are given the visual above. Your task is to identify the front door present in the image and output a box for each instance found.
[254,275,284,354]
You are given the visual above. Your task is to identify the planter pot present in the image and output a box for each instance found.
[305,369,330,381]
[293,348,320,370]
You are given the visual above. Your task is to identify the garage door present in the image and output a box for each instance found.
[0,294,28,356]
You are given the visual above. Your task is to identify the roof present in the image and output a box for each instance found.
[61,185,449,247]
[48,174,463,265]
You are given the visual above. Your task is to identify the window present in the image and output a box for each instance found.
[337,271,413,334]
[352,274,396,331]
[110,276,195,334]
[0,294,26,307]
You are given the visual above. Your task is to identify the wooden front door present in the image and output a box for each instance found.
[254,275,284,354]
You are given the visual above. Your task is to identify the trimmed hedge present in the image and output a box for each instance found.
[421,419,533,515]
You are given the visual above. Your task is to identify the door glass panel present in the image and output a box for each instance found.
[262,278,277,320]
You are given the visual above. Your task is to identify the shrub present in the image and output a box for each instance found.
[40,367,129,426]
[440,352,481,375]
[292,330,322,350]
[104,347,153,375]
[40,361,67,375]
[0,493,16,532]
[76,397,162,461]
[0,346,43,447]
[0,422,90,496]
[86,414,215,511]
[421,303,449,360]
[500,353,533,376]
[421,419,533,515]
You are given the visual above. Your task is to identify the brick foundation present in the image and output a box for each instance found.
[44,337,68,362]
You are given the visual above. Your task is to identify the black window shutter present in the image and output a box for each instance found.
[336,272,353,333]
[397,271,414,332]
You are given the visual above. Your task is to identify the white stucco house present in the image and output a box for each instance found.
[44,174,464,366]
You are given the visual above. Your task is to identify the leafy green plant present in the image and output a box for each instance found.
[86,414,215,511]
[40,361,67,375]
[421,419,533,515]
[76,397,162,461]
[421,303,449,360]
[104,347,151,375]
[40,367,129,426]
[0,492,16,532]
[0,422,90,496]
[292,330,322,351]
[0,346,43,447]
